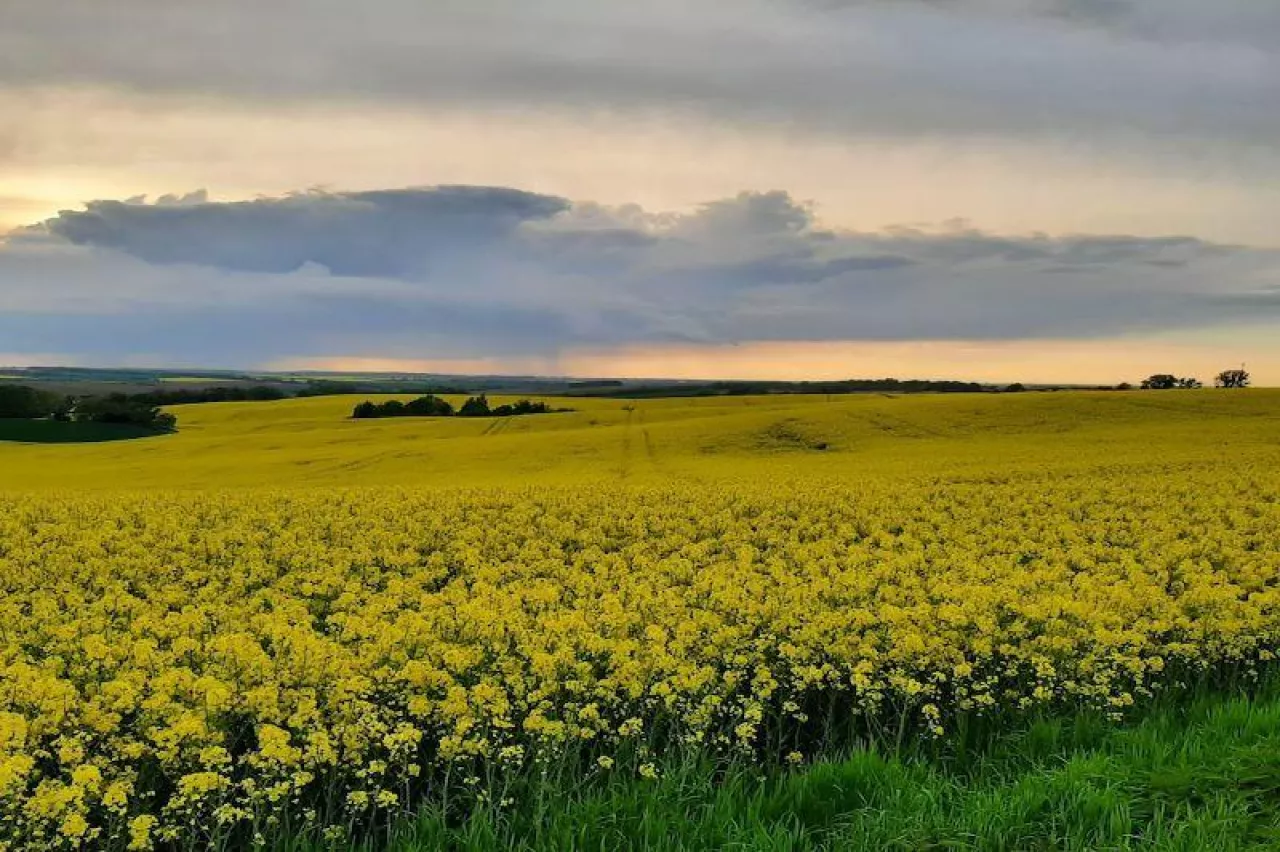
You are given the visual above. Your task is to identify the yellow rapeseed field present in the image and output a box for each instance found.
[1,390,1278,848]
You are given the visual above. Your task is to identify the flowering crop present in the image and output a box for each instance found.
[1,461,1279,848]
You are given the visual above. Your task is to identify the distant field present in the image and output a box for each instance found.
[1,389,1279,850]
[0,388,1277,490]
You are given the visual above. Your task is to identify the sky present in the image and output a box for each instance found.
[1,0,1278,384]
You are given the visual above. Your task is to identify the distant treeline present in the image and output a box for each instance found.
[299,380,470,398]
[75,382,474,407]
[130,386,288,405]
[0,385,176,431]
[596,378,991,399]
[351,394,568,419]
[112,383,472,405]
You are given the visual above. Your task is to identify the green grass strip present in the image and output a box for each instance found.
[284,684,1280,851]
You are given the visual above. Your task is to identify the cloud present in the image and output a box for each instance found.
[2,1,1275,151]
[5,1,1276,262]
[42,186,569,277]
[813,1,1280,45]
[3,185,1279,369]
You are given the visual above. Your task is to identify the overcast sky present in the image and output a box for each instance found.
[1,0,1277,383]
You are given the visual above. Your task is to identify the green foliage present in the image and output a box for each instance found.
[0,384,64,419]
[1141,374,1201,390]
[352,395,455,418]
[0,384,178,432]
[600,378,988,399]
[73,394,177,431]
[458,394,491,417]
[1216,369,1250,389]
[351,395,563,419]
[289,682,1280,851]
[0,420,162,444]
[404,395,457,417]
[128,385,287,405]
[301,380,469,398]
[490,399,556,417]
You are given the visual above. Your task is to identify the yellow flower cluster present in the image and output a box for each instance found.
[0,468,1277,847]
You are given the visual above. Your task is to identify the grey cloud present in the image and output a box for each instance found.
[816,1,1280,44]
[1,1,1275,150]
[659,254,916,290]
[3,185,1279,365]
[153,190,209,207]
[42,186,569,277]
[1048,0,1280,46]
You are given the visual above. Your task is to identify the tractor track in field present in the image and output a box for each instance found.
[639,408,664,473]
[619,407,636,480]
[482,418,513,437]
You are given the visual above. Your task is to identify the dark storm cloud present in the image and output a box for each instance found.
[3,185,1278,365]
[43,187,569,277]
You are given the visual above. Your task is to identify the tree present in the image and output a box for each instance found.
[50,396,75,421]
[132,385,287,406]
[1140,374,1200,390]
[1004,383,1027,393]
[458,394,491,417]
[349,394,559,419]
[0,385,62,418]
[403,395,454,417]
[74,394,176,431]
[492,399,553,416]
[1140,374,1179,390]
[1215,368,1250,389]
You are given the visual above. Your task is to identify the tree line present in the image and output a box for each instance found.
[596,378,990,398]
[129,385,288,405]
[351,394,567,419]
[0,386,177,431]
[298,380,471,398]
[1135,369,1250,390]
[83,382,472,407]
